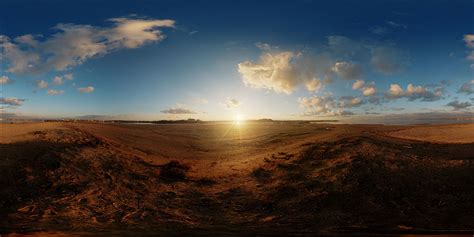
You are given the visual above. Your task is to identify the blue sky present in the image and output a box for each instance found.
[1,0,474,121]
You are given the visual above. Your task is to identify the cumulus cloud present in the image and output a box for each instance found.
[298,95,362,116]
[237,47,337,94]
[362,85,377,96]
[0,97,25,106]
[370,46,405,74]
[0,76,11,84]
[238,51,307,94]
[458,80,474,94]
[36,80,48,89]
[305,79,322,92]
[78,86,94,93]
[386,83,443,101]
[52,76,63,85]
[352,79,365,90]
[447,100,472,110]
[47,89,64,95]
[352,79,377,96]
[221,97,241,109]
[332,61,362,80]
[0,17,175,74]
[338,96,364,108]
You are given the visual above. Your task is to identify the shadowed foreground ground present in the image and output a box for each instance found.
[0,122,473,236]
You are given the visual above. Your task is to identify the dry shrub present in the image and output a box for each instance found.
[160,160,190,182]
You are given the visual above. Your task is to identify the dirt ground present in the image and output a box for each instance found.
[0,121,473,236]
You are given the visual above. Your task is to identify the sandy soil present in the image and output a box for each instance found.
[387,123,474,144]
[0,121,473,235]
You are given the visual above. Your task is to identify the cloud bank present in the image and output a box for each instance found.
[0,97,25,106]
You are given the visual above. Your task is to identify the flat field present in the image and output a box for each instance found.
[1,122,473,235]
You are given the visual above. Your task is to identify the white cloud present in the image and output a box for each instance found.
[64,73,73,81]
[352,79,377,97]
[352,79,365,90]
[386,83,443,101]
[0,17,175,74]
[388,84,404,98]
[332,61,362,80]
[221,97,241,109]
[237,51,333,94]
[339,96,364,108]
[305,79,322,92]
[47,89,64,95]
[298,95,361,116]
[78,86,94,93]
[362,85,377,96]
[238,51,303,94]
[0,76,11,84]
[36,80,48,89]
[0,97,25,106]
[52,76,63,85]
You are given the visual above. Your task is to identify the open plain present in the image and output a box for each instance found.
[0,121,473,235]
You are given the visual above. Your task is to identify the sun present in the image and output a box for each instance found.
[233,114,244,125]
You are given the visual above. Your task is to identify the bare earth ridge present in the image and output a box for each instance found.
[0,122,473,235]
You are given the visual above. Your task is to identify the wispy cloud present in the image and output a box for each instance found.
[458,80,474,94]
[370,46,406,75]
[221,97,241,109]
[332,61,362,80]
[78,86,94,93]
[0,17,175,74]
[161,103,197,114]
[47,89,64,95]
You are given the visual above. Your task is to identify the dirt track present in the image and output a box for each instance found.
[0,122,473,235]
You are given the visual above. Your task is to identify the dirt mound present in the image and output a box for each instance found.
[252,136,474,232]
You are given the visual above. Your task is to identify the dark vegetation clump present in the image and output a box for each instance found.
[195,177,217,186]
[160,160,190,182]
[251,167,272,182]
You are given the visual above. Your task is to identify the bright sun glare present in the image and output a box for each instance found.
[234,114,244,125]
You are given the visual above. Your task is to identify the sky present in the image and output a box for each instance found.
[1,0,474,122]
